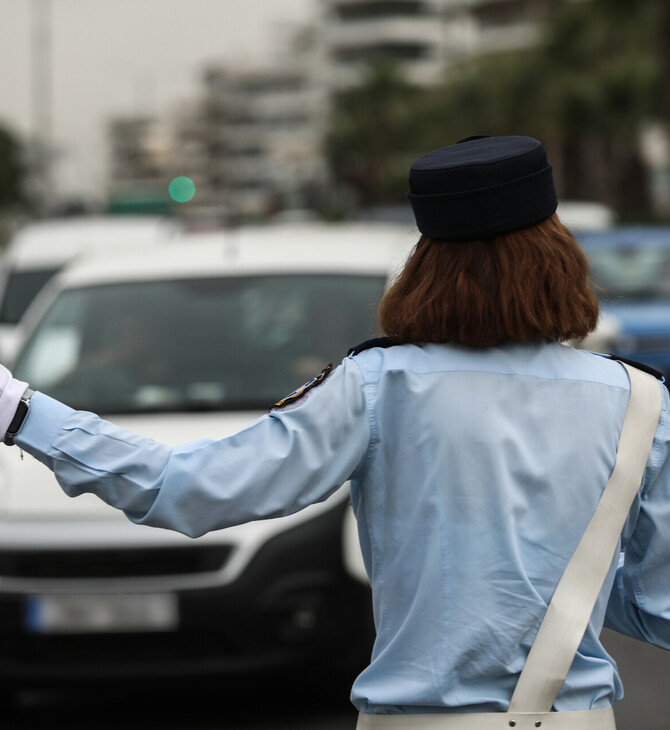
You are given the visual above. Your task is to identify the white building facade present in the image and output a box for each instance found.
[321,0,550,87]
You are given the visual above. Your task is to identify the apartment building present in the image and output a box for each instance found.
[194,60,329,218]
[322,0,452,86]
[322,0,550,87]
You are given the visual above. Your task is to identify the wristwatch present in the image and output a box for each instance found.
[4,388,34,447]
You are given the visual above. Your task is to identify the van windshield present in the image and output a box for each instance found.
[0,268,59,324]
[13,274,386,413]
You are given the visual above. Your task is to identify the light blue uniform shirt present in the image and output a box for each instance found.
[16,341,670,715]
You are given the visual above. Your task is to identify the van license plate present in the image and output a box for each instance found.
[24,593,178,634]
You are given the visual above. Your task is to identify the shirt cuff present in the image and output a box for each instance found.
[14,391,75,464]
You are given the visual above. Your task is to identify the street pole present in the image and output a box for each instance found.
[31,0,52,215]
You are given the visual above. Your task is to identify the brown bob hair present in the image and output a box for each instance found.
[378,214,599,348]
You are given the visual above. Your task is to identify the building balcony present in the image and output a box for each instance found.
[468,21,541,56]
[327,0,472,16]
[326,16,443,52]
[328,56,446,87]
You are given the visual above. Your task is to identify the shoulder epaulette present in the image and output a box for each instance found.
[607,353,665,382]
[348,337,400,357]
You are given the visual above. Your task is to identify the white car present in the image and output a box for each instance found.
[0,222,413,695]
[0,215,182,364]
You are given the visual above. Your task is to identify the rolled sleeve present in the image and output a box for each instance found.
[15,391,75,466]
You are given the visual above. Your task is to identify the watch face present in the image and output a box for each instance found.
[5,399,29,445]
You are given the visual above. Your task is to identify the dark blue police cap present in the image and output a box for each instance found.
[407,135,558,241]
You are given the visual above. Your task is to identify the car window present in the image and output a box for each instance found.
[0,268,60,324]
[13,274,386,413]
[586,247,670,300]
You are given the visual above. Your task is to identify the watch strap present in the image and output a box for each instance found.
[4,387,34,446]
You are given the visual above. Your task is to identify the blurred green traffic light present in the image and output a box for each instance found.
[169,176,196,203]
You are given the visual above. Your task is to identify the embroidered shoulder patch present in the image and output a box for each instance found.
[271,364,333,410]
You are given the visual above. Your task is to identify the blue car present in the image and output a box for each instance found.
[577,227,670,377]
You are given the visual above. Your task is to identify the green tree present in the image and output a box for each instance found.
[0,123,25,210]
[424,0,662,217]
[535,0,660,214]
[325,2,667,218]
[418,51,549,147]
[325,62,424,209]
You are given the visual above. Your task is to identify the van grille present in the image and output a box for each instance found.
[0,545,233,579]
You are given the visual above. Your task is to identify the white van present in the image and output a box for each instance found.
[556,201,616,232]
[0,215,182,363]
[0,222,413,694]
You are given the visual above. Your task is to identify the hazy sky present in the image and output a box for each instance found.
[0,0,316,200]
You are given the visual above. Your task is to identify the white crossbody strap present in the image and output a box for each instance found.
[508,362,663,713]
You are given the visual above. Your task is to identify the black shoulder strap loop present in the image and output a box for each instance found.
[348,337,400,357]
[607,354,665,382]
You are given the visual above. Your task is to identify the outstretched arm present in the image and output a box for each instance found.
[8,358,370,538]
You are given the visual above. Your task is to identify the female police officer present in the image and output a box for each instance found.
[1,136,669,729]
